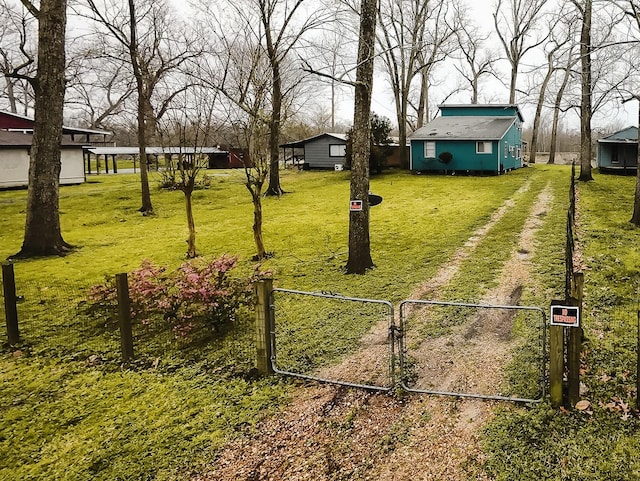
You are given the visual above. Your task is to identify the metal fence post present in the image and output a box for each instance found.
[116,273,134,362]
[254,279,274,375]
[2,262,20,345]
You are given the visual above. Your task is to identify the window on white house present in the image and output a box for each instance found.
[329,144,346,157]
[476,141,492,154]
[424,141,436,158]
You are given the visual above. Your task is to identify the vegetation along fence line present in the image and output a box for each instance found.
[1,264,258,373]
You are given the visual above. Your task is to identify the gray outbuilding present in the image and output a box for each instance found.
[280,133,347,170]
[597,126,638,174]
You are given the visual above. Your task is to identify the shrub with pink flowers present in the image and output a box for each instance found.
[89,255,270,338]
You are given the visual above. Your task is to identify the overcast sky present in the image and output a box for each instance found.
[169,0,636,133]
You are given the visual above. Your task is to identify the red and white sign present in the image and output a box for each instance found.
[350,200,363,211]
[550,305,580,327]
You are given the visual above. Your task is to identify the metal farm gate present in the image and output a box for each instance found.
[269,289,547,403]
[399,300,547,403]
[270,288,395,391]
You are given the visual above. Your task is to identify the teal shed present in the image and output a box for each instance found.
[597,126,638,175]
[409,104,525,175]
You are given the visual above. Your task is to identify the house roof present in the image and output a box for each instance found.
[280,132,347,149]
[438,104,524,122]
[87,146,227,155]
[0,130,83,148]
[598,126,638,143]
[0,110,111,137]
[410,116,517,141]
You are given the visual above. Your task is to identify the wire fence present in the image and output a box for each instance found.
[565,160,578,299]
[1,270,257,374]
[594,297,640,411]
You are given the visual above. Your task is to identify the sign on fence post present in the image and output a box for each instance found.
[254,279,274,375]
[2,262,20,345]
[116,273,134,363]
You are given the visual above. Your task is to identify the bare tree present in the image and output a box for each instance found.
[207,0,334,197]
[377,0,456,168]
[10,0,71,257]
[493,0,550,104]
[84,0,201,214]
[377,0,428,168]
[414,1,458,128]
[307,31,357,131]
[529,7,577,164]
[547,44,577,164]
[157,87,217,258]
[242,118,271,260]
[0,0,36,114]
[64,43,135,130]
[452,4,498,105]
[568,0,594,180]
[198,16,275,259]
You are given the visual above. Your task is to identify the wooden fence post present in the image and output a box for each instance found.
[2,262,20,346]
[254,279,274,375]
[116,273,134,362]
[549,325,564,407]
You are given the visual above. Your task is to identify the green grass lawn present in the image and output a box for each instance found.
[482,171,640,480]
[2,165,639,480]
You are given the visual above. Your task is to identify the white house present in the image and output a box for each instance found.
[0,131,85,188]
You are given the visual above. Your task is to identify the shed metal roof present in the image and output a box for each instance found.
[280,132,347,149]
[410,116,516,141]
[598,126,638,143]
[87,146,227,155]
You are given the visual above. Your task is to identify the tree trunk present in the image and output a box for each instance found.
[136,93,153,213]
[397,85,408,170]
[184,189,197,258]
[129,0,153,213]
[15,0,71,258]
[345,0,376,275]
[530,54,555,165]
[416,68,429,129]
[509,63,518,104]
[252,190,266,260]
[5,73,18,113]
[398,129,408,170]
[631,101,640,226]
[578,0,594,181]
[548,112,559,165]
[549,82,568,165]
[471,77,478,104]
[265,63,283,196]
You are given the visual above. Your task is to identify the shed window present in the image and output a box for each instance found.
[476,141,492,154]
[329,144,346,157]
[424,141,436,158]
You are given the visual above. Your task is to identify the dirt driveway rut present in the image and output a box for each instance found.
[195,182,553,481]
